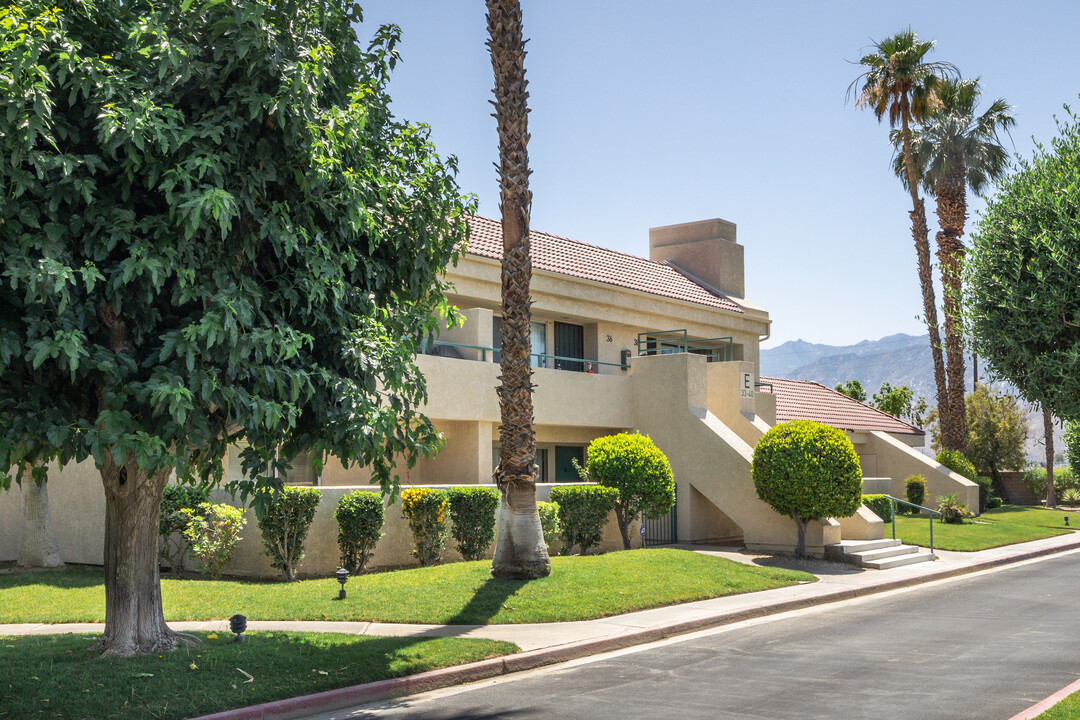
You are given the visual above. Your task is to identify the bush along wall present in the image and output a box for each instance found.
[861,494,894,523]
[536,500,561,553]
[548,485,619,556]
[183,502,246,580]
[904,475,926,511]
[334,490,385,574]
[401,487,449,566]
[159,484,211,573]
[447,486,499,561]
[258,486,321,581]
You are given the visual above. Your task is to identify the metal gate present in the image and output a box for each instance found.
[642,485,677,547]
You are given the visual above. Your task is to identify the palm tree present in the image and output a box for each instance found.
[486,0,550,579]
[850,29,957,448]
[891,78,1014,452]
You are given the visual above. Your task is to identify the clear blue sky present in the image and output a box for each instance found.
[356,1,1079,348]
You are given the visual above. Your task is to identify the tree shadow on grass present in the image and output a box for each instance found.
[0,564,104,589]
[443,577,525,626]
[0,631,518,720]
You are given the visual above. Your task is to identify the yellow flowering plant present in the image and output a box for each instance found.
[400,488,449,566]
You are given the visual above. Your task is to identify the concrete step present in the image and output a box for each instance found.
[823,538,900,561]
[851,544,919,563]
[862,550,936,570]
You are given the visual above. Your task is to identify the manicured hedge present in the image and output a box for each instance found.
[258,486,321,581]
[334,490,385,574]
[447,486,499,561]
[401,488,449,566]
[862,494,893,523]
[548,485,619,556]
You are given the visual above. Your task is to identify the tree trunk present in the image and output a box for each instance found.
[17,464,64,569]
[934,160,969,453]
[901,111,950,449]
[487,0,550,580]
[1045,407,1057,508]
[91,450,183,656]
[792,513,808,559]
[615,504,632,551]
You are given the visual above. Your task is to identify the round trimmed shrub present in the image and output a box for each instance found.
[182,502,246,580]
[400,487,449,567]
[582,433,675,550]
[335,490,385,574]
[159,484,211,573]
[548,485,619,556]
[258,486,321,581]
[447,486,499,561]
[752,420,863,558]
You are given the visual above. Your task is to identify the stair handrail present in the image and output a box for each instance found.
[882,495,942,559]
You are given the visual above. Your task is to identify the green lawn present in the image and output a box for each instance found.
[887,506,1074,552]
[1032,688,1080,719]
[0,549,814,625]
[0,632,516,720]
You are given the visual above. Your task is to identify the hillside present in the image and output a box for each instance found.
[760,333,1059,464]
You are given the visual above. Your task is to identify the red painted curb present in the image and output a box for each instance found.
[1007,675,1080,720]
[193,537,1080,720]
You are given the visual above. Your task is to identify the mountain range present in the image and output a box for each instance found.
[760,333,1058,463]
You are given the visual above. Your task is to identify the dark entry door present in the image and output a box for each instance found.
[553,321,584,371]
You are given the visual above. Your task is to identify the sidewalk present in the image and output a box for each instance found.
[6,531,1080,720]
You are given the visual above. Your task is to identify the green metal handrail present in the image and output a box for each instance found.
[421,340,629,370]
[755,381,773,392]
[635,329,734,362]
[882,495,942,558]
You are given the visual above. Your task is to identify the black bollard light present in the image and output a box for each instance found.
[1065,515,1070,527]
[229,614,247,643]
[335,567,350,600]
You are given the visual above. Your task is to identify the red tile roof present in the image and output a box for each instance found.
[464,216,744,314]
[760,376,924,436]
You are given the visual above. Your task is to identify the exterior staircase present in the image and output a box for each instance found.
[825,538,935,570]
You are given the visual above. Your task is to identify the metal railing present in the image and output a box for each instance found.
[883,495,942,558]
[420,340,629,371]
[755,381,773,393]
[635,329,734,363]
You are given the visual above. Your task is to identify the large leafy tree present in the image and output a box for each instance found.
[0,0,471,656]
[892,78,1014,452]
[966,107,1080,421]
[486,0,550,579]
[964,385,1028,492]
[850,30,957,450]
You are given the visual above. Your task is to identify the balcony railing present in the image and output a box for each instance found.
[419,340,629,372]
[635,329,734,363]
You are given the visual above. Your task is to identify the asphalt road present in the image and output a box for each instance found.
[315,551,1080,720]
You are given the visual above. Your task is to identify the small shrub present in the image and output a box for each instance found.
[447,486,499,561]
[1061,488,1080,506]
[159,484,210,573]
[937,449,977,480]
[258,486,321,581]
[1024,467,1078,499]
[579,433,675,550]
[182,502,246,579]
[401,487,449,566]
[862,494,893,523]
[986,496,1004,509]
[936,494,969,524]
[537,501,561,552]
[904,475,926,510]
[973,476,993,514]
[335,490,385,574]
[548,485,619,556]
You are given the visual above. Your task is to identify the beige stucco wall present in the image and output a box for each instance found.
[0,473,633,575]
[851,430,979,512]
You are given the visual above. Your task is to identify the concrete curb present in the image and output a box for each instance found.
[192,536,1080,720]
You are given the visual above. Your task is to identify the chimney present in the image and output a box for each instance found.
[648,218,743,299]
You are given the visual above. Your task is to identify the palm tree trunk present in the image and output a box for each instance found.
[1045,407,1057,508]
[934,159,969,453]
[901,113,950,447]
[487,0,550,580]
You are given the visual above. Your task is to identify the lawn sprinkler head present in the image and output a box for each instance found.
[229,614,247,643]
[335,567,350,600]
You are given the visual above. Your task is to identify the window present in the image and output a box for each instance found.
[492,317,548,367]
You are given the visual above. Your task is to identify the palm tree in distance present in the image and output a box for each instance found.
[849,29,958,448]
[486,0,551,579]
[891,78,1015,452]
